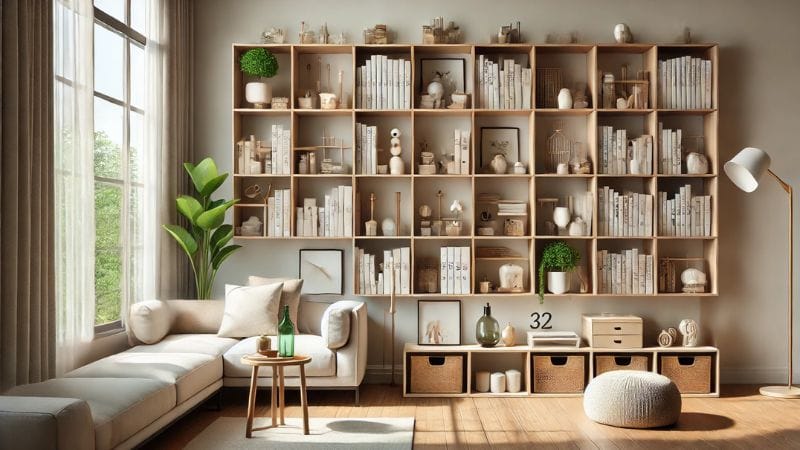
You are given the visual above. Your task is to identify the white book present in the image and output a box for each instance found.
[381,55,389,109]
[343,185,353,237]
[359,249,367,294]
[275,190,283,236]
[393,59,400,110]
[695,58,702,108]
[599,186,607,235]
[485,60,492,109]
[295,206,303,237]
[460,246,470,295]
[460,129,470,175]
[514,62,522,109]
[404,60,412,109]
[330,187,338,236]
[447,246,456,295]
[267,196,275,237]
[303,198,315,237]
[492,63,500,109]
[382,250,392,295]
[366,58,374,109]
[645,194,653,236]
[401,246,411,294]
[376,55,384,109]
[337,186,345,237]
[354,247,361,294]
[370,126,377,175]
[705,60,712,108]
[638,193,647,236]
[377,273,383,296]
[312,205,319,236]
[522,68,532,109]
[318,207,325,237]
[670,58,678,109]
[398,59,404,110]
[645,135,653,175]
[453,247,462,294]
[630,248,638,294]
[499,69,505,110]
[368,254,376,295]
[453,129,462,174]
[638,254,647,294]
[387,59,395,109]
[478,55,484,108]
[281,128,290,175]
[360,123,368,174]
[440,247,448,294]
[390,248,401,294]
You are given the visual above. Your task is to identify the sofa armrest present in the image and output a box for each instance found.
[0,396,94,450]
[327,301,367,386]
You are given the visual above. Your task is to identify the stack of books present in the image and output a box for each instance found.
[449,129,471,174]
[355,55,412,110]
[266,189,291,237]
[598,187,654,237]
[658,56,712,109]
[355,122,378,174]
[355,246,411,295]
[497,201,527,216]
[597,248,654,294]
[477,56,532,109]
[598,126,653,175]
[295,185,353,237]
[657,123,684,174]
[439,246,471,295]
[658,185,712,236]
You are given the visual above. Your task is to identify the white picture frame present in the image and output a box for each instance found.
[417,300,462,345]
[299,249,344,295]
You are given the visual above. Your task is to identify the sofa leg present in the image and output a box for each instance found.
[354,387,360,407]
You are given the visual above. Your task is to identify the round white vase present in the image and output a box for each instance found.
[490,372,506,393]
[547,271,569,295]
[499,263,524,290]
[245,81,271,108]
[557,88,573,109]
[553,206,571,230]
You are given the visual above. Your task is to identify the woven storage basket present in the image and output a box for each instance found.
[409,355,464,393]
[659,355,712,394]
[532,355,585,393]
[595,355,649,376]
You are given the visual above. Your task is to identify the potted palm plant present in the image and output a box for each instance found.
[163,158,241,299]
[538,240,580,303]
[240,48,279,108]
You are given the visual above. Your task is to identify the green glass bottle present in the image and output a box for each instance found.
[476,302,500,347]
[278,305,295,357]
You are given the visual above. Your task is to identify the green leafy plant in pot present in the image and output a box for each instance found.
[163,158,241,299]
[240,48,279,108]
[538,240,580,303]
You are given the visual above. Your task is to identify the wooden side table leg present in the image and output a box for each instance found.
[279,365,286,425]
[271,368,278,427]
[245,365,259,438]
[300,364,309,435]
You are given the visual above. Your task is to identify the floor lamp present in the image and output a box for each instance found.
[724,147,799,398]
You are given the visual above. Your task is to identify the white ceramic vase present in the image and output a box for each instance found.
[686,152,709,174]
[557,88,573,109]
[490,372,506,393]
[245,81,272,108]
[490,154,508,174]
[553,207,571,231]
[505,369,522,393]
[501,323,515,347]
[499,263,524,290]
[547,271,569,295]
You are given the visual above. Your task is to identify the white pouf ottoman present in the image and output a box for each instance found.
[583,370,681,428]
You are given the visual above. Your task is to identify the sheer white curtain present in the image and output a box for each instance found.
[54,0,96,375]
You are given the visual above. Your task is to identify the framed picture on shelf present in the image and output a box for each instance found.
[419,58,466,105]
[299,249,344,295]
[480,127,520,170]
[417,299,462,345]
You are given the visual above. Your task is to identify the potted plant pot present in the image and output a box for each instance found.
[547,271,569,295]
[239,48,279,109]
[245,81,272,108]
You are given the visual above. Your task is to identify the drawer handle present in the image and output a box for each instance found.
[614,356,632,366]
[550,356,568,366]
[614,326,622,331]
[677,356,696,366]
[428,356,446,366]
[613,339,622,344]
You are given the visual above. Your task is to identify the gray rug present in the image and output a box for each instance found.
[185,417,415,449]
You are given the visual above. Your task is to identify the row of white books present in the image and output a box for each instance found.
[355,122,378,175]
[355,55,412,110]
[658,123,684,174]
[476,56,532,109]
[354,247,411,295]
[440,246,471,295]
[497,200,527,216]
[658,186,712,237]
[295,185,353,237]
[658,56,712,109]
[265,189,291,237]
[598,126,653,175]
[598,187,654,237]
[450,129,471,174]
[597,249,654,295]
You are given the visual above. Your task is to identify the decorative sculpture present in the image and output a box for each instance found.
[389,128,404,174]
[679,319,699,347]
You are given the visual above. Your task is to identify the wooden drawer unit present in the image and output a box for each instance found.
[659,354,713,394]
[594,354,650,376]
[408,354,466,394]
[531,355,586,393]
[582,314,643,348]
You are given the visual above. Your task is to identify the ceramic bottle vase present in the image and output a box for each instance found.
[476,302,500,347]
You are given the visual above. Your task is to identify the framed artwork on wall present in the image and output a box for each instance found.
[417,299,462,345]
[299,249,344,294]
[480,126,520,170]
[420,58,466,105]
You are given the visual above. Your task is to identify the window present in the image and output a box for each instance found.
[92,1,146,330]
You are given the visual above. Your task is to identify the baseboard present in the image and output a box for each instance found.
[365,365,403,384]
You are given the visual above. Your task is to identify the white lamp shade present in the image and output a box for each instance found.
[724,147,771,193]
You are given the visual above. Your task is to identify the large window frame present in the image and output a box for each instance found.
[92,2,146,334]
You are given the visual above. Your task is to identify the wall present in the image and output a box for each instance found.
[193,0,800,383]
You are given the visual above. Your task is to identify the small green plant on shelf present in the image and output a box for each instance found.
[538,240,580,304]
[163,158,241,299]
[239,48,279,78]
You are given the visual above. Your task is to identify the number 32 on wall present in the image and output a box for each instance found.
[530,312,553,329]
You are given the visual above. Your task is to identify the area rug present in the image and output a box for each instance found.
[185,417,415,449]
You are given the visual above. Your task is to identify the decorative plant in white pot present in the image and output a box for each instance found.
[240,48,279,108]
[163,158,241,299]
[538,240,580,303]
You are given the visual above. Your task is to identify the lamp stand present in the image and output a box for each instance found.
[760,170,800,398]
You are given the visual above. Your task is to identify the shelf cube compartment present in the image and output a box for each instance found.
[292,46,354,109]
[656,111,717,175]
[473,45,534,110]
[294,113,354,175]
[414,177,473,237]
[534,112,593,174]
[595,239,656,295]
[293,177,353,238]
[534,177,595,237]
[656,238,716,295]
[475,111,533,174]
[354,177,412,237]
[414,46,474,109]
[413,111,473,175]
[657,352,715,394]
[534,45,596,109]
[413,238,472,295]
[354,112,413,175]
[474,238,532,295]
[470,352,529,394]
[353,237,412,295]
[233,45,292,109]
[407,353,467,394]
[531,352,588,393]
[475,177,531,237]
[596,44,657,110]
[596,111,658,175]
[534,238,593,296]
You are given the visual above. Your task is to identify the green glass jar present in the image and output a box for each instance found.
[278,305,295,357]
[476,302,500,347]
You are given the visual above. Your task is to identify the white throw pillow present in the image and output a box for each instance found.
[248,276,303,334]
[129,300,173,344]
[321,305,351,349]
[218,282,284,338]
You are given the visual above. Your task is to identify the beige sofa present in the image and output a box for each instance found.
[0,299,367,450]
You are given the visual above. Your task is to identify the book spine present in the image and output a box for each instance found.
[453,246,462,294]
[447,246,455,295]
[343,185,353,237]
[646,255,654,294]
[404,60,412,109]
[461,246,470,295]
[453,129,461,175]
[460,129,470,175]
[401,246,411,294]
[440,247,448,294]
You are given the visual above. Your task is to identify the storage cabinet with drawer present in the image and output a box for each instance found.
[582,314,643,348]
[531,354,587,393]
[408,353,466,394]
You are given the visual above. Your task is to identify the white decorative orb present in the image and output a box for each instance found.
[680,268,706,285]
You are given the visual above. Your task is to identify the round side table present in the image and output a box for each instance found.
[240,354,312,437]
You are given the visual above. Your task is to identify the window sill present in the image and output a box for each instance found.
[94,320,124,338]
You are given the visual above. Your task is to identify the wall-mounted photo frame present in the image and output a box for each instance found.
[480,126,520,170]
[417,299,462,345]
[299,249,344,295]
[420,58,466,106]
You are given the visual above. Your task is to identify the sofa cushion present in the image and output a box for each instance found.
[0,396,94,450]
[249,276,304,334]
[321,304,351,349]
[218,282,284,338]
[129,300,173,344]
[125,333,239,356]
[7,377,175,450]
[64,351,220,403]
[223,335,335,377]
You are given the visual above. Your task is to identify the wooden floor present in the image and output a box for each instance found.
[143,384,800,449]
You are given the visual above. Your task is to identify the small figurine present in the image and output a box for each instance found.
[490,154,508,174]
[679,319,699,347]
[657,329,674,347]
[389,128,404,175]
[613,23,633,43]
[261,27,286,44]
[364,24,389,44]
[365,193,378,236]
[427,74,445,109]
[419,204,432,236]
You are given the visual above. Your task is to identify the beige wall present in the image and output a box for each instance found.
[192,0,800,383]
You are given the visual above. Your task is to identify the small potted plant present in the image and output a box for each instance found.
[538,240,580,303]
[239,48,279,108]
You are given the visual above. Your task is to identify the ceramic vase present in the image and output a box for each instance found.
[557,88,573,109]
[505,369,521,393]
[476,303,500,347]
[501,323,515,347]
[553,207,571,232]
[490,372,506,393]
[547,271,569,295]
[490,154,508,174]
[245,81,272,108]
[499,263,523,290]
[686,152,709,174]
[381,218,396,236]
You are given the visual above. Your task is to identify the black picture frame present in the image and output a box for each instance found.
[298,249,344,295]
[419,58,467,106]
[480,126,520,170]
[417,299,462,345]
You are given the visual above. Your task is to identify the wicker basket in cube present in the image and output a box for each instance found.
[532,355,585,393]
[659,355,712,394]
[595,355,650,376]
[409,355,464,394]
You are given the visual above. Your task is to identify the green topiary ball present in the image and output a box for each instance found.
[239,48,278,78]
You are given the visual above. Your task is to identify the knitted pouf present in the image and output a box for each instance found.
[583,370,682,429]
